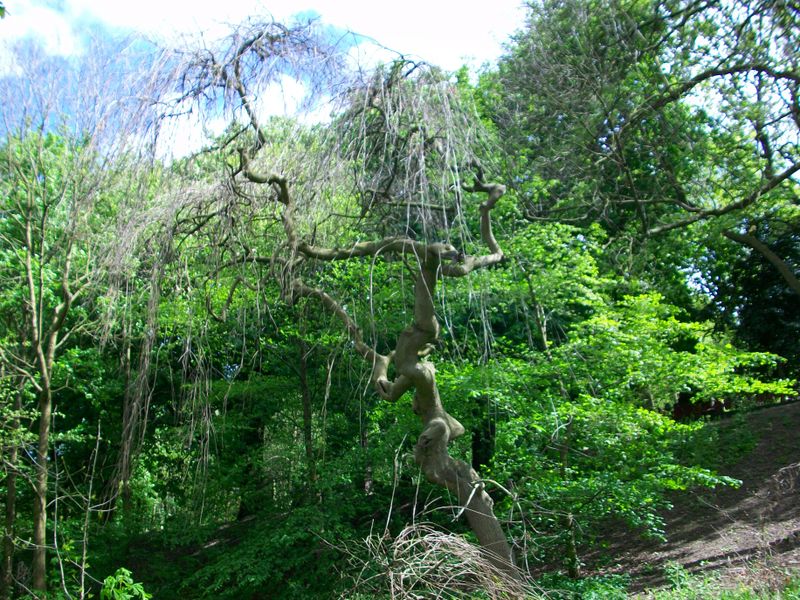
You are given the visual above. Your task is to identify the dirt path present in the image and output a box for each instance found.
[589,402,800,591]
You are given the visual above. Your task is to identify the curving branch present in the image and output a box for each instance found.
[723,229,800,298]
[647,160,800,236]
[623,63,800,142]
[440,169,506,277]
[288,279,398,390]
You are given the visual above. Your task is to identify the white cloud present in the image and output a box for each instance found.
[293,0,526,71]
[253,74,308,118]
[2,0,526,154]
[0,2,82,74]
[1,0,525,71]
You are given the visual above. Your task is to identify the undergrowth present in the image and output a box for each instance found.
[534,564,800,599]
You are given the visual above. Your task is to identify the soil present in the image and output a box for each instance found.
[586,401,800,592]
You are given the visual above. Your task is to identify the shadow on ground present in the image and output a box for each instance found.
[585,401,800,591]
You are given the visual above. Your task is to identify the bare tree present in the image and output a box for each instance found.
[162,19,519,576]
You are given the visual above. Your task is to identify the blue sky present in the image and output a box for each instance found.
[0,0,528,74]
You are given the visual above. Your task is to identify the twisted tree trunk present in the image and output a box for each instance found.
[240,156,517,574]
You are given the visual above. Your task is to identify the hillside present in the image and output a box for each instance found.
[592,401,800,593]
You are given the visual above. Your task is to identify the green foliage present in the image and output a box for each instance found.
[560,293,794,408]
[1,10,797,599]
[681,412,758,472]
[171,508,355,600]
[536,572,630,599]
[647,563,800,600]
[101,568,152,600]
[490,384,738,566]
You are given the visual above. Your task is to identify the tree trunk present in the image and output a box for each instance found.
[297,340,317,489]
[559,420,579,578]
[361,424,373,496]
[413,399,515,570]
[563,512,580,579]
[32,388,52,592]
[402,266,516,573]
[2,451,16,600]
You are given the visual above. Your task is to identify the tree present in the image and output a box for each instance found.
[491,0,799,302]
[712,219,800,376]
[0,132,86,592]
[0,40,156,593]
[453,222,793,577]
[157,19,520,574]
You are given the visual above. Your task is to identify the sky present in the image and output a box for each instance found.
[0,0,528,73]
[0,0,528,157]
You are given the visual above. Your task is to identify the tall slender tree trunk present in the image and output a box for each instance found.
[24,220,73,594]
[563,512,580,579]
[297,340,317,489]
[32,387,52,592]
[558,419,579,578]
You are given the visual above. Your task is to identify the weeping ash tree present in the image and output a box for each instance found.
[160,19,517,574]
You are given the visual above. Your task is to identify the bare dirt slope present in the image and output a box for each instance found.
[594,401,800,590]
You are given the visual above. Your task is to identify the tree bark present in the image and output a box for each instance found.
[2,447,16,600]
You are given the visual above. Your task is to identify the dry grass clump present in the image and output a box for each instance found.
[342,522,537,599]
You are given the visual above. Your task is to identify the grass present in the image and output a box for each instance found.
[535,564,800,599]
[639,563,800,599]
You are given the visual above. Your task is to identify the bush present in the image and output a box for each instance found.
[101,568,151,600]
